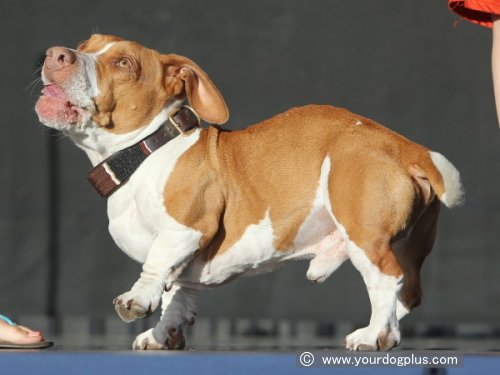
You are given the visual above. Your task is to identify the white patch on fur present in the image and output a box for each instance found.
[293,165,335,250]
[293,156,347,282]
[91,42,116,57]
[194,210,277,284]
[429,151,465,208]
[84,42,115,97]
[54,44,117,119]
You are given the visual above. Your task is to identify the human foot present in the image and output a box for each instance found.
[0,316,52,348]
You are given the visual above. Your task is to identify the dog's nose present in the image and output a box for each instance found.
[45,46,76,70]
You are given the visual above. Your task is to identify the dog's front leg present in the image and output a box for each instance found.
[113,225,201,322]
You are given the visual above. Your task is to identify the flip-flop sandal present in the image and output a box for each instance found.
[0,315,53,349]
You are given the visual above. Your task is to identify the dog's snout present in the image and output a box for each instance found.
[43,46,77,84]
[45,46,76,70]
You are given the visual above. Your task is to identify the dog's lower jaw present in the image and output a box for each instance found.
[36,108,91,133]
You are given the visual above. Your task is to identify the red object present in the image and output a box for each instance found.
[449,0,500,28]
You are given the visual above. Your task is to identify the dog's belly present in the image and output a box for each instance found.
[179,205,339,287]
[179,155,341,287]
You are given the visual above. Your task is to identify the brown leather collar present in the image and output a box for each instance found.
[88,106,200,198]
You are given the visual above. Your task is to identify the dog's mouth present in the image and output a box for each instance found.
[35,84,86,126]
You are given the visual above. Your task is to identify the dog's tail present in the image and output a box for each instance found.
[407,150,465,208]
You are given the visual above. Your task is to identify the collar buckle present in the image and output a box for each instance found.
[168,105,200,136]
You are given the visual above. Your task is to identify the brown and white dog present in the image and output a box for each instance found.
[35,34,464,351]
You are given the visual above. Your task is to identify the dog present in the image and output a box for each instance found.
[35,34,464,351]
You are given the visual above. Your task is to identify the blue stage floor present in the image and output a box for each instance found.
[1,351,500,375]
[1,336,500,375]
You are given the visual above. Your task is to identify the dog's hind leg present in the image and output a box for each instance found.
[394,198,440,321]
[324,156,418,351]
[133,285,198,350]
[344,240,403,351]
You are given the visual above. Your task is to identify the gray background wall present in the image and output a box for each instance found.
[0,0,499,329]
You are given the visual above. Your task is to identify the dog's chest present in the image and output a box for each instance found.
[107,187,157,262]
[106,131,201,263]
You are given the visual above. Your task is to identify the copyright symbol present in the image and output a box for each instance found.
[299,351,315,367]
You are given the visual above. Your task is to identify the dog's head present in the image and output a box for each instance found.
[35,34,228,137]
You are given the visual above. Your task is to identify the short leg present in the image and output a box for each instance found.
[324,153,426,350]
[133,285,198,350]
[394,199,440,321]
[114,223,202,322]
[345,241,403,351]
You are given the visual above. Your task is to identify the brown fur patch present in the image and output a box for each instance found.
[164,128,225,250]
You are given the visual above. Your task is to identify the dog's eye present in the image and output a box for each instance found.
[117,57,132,69]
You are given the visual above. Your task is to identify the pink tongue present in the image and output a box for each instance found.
[43,84,68,100]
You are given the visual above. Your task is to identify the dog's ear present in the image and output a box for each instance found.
[162,54,229,125]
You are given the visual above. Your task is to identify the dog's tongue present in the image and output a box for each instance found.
[42,84,68,100]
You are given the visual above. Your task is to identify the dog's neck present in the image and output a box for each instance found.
[68,100,183,167]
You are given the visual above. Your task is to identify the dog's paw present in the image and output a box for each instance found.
[165,326,186,350]
[133,329,165,350]
[377,327,401,351]
[345,326,401,351]
[134,326,186,350]
[345,327,378,351]
[113,288,161,322]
